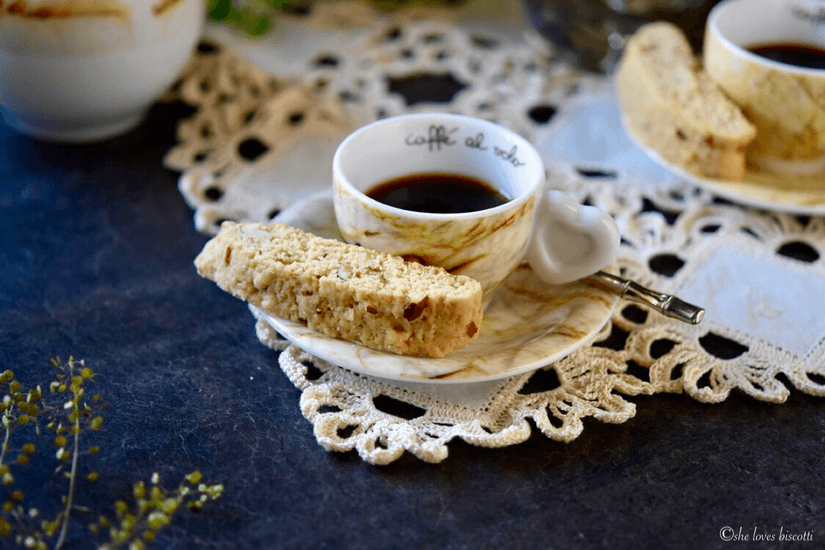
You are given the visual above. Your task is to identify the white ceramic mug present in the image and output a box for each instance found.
[0,0,204,143]
[332,113,620,305]
[704,0,825,175]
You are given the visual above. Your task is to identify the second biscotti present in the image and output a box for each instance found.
[194,222,483,358]
[615,22,757,181]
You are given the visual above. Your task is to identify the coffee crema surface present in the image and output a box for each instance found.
[366,172,510,214]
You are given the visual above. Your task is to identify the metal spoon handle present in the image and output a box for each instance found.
[590,271,705,325]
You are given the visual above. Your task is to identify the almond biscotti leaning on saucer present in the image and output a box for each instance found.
[615,22,757,181]
[194,222,483,358]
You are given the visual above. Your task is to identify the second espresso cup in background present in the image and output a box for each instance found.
[332,113,620,305]
[704,0,825,175]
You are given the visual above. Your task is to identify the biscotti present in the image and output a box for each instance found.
[615,22,757,181]
[194,222,483,358]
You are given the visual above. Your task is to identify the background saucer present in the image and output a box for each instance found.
[537,91,825,215]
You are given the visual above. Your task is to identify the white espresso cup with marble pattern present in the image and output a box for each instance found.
[704,0,825,175]
[332,113,620,306]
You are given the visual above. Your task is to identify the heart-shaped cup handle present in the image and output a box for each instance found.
[525,190,620,285]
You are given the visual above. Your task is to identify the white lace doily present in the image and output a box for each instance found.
[166,7,825,464]
[165,6,602,235]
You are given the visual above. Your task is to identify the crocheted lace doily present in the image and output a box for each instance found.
[165,7,601,235]
[166,13,825,464]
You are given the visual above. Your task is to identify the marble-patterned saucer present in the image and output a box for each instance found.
[619,102,825,215]
[536,90,825,216]
[260,191,618,384]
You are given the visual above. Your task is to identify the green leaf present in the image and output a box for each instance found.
[209,0,232,20]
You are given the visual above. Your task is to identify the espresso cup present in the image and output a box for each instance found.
[704,0,825,175]
[332,113,620,306]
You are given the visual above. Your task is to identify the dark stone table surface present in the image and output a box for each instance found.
[2,101,824,550]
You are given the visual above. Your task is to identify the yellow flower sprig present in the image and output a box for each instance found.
[0,358,223,550]
[93,471,224,550]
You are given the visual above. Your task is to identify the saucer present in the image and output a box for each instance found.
[618,102,825,215]
[537,91,825,215]
[262,191,618,384]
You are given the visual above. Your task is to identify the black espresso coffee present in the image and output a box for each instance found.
[748,43,825,70]
[366,172,510,214]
